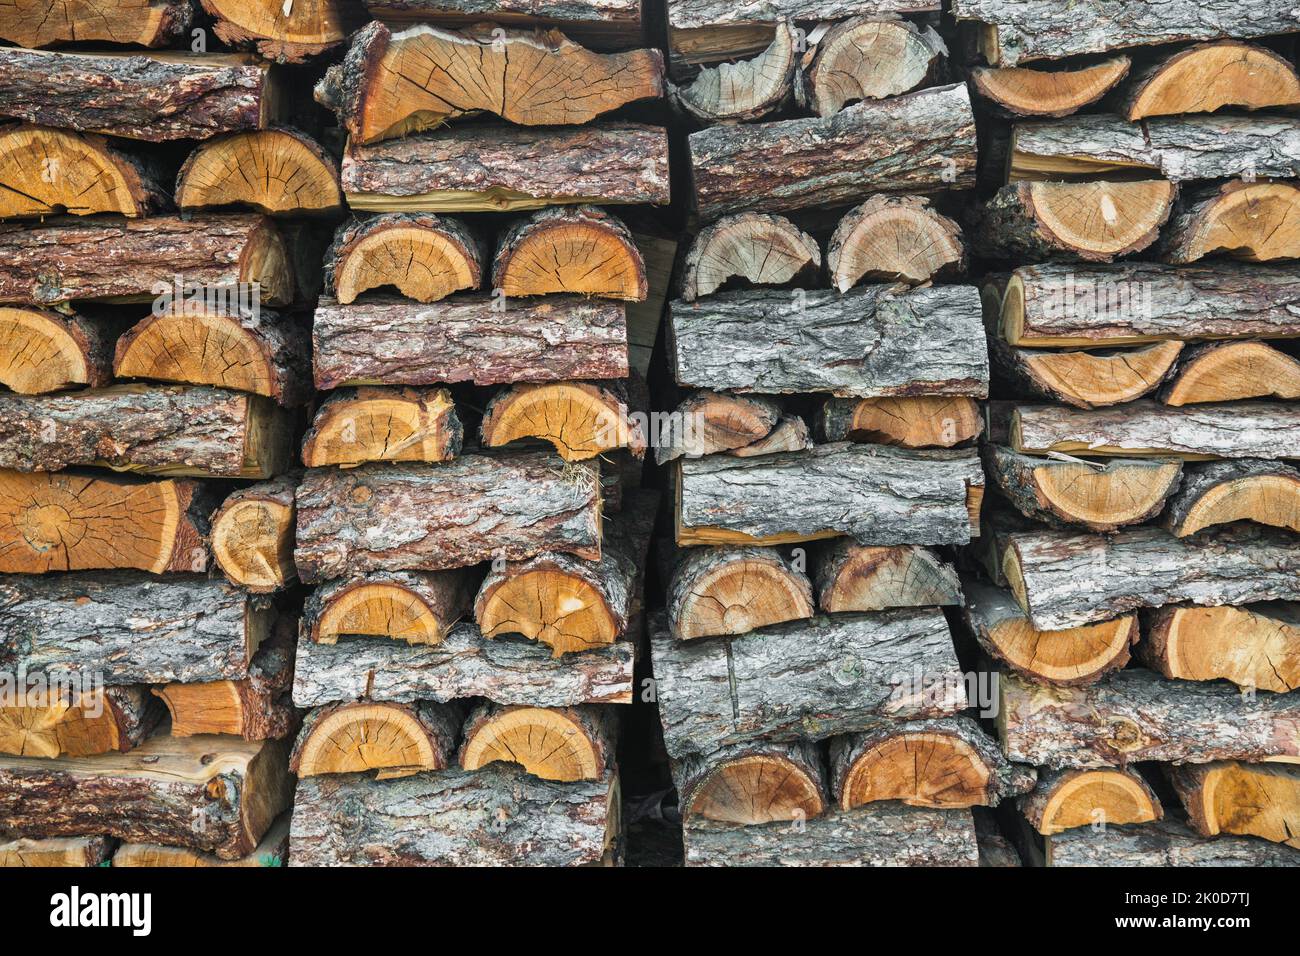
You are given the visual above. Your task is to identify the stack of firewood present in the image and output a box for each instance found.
[957,0,1300,865]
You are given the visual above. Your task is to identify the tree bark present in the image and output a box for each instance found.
[1167,761,1300,849]
[210,475,298,592]
[674,739,828,825]
[0,684,160,758]
[1019,767,1162,835]
[0,306,119,395]
[0,0,192,48]
[1045,817,1300,867]
[290,700,463,778]
[1139,602,1300,693]
[324,213,483,304]
[492,205,646,301]
[459,702,617,781]
[814,540,962,613]
[175,128,344,217]
[364,0,644,49]
[303,569,475,646]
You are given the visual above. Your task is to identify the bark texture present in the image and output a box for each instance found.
[1046,818,1300,867]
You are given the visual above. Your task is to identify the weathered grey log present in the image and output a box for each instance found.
[341,122,670,212]
[813,540,962,613]
[292,624,634,708]
[1003,524,1300,631]
[0,572,271,685]
[683,803,978,867]
[294,453,601,580]
[688,83,976,219]
[670,285,988,398]
[1163,459,1300,537]
[0,47,276,141]
[1045,817,1300,867]
[312,294,628,390]
[951,0,1300,66]
[999,667,1300,769]
[651,609,967,758]
[677,442,983,547]
[289,765,618,866]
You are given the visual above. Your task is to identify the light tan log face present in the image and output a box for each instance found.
[1121,41,1300,120]
[828,195,965,289]
[683,754,825,825]
[480,382,644,462]
[839,732,989,809]
[1026,768,1162,834]
[460,707,605,782]
[0,307,109,395]
[176,129,343,215]
[292,703,449,778]
[1162,342,1300,406]
[970,56,1130,117]
[0,125,159,218]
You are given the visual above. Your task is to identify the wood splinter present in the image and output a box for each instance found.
[459,703,615,782]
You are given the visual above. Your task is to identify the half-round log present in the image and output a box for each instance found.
[666,545,814,640]
[301,387,462,468]
[796,17,946,118]
[492,205,646,301]
[1169,762,1300,848]
[814,540,962,613]
[676,740,826,825]
[655,391,782,464]
[1020,767,1162,835]
[459,703,614,782]
[1163,459,1300,537]
[827,195,965,290]
[198,0,361,62]
[325,213,481,303]
[175,128,343,216]
[0,307,115,395]
[290,701,460,778]
[1120,41,1300,121]
[969,56,1130,118]
[679,212,819,302]
[1162,181,1300,264]
[996,340,1184,409]
[1141,603,1300,693]
[305,570,473,646]
[1160,341,1300,406]
[0,0,192,48]
[673,20,796,123]
[0,686,156,759]
[480,381,645,462]
[818,395,981,447]
[209,477,297,593]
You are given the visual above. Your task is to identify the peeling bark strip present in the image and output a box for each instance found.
[0,736,293,860]
[0,48,275,141]
[0,572,271,685]
[677,443,983,548]
[1003,525,1300,632]
[341,122,670,212]
[293,453,601,580]
[1046,818,1300,867]
[951,0,1300,66]
[688,83,976,219]
[650,609,967,758]
[998,668,1300,770]
[670,285,988,398]
[311,294,628,390]
[289,765,617,866]
[683,803,978,867]
[0,0,193,48]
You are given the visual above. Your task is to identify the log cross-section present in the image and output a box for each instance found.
[290,701,462,779]
[175,128,344,217]
[665,545,815,640]
[796,16,947,118]
[325,214,483,304]
[304,570,474,646]
[459,703,615,782]
[301,387,463,468]
[674,739,827,826]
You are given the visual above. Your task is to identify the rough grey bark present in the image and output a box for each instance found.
[670,284,988,398]
[303,570,475,644]
[688,83,976,219]
[1163,459,1300,536]
[312,294,628,390]
[813,540,962,613]
[290,700,464,775]
[677,443,983,547]
[999,667,1300,769]
[459,702,618,779]
[0,572,269,685]
[1045,818,1300,867]
[294,453,602,580]
[683,803,978,867]
[1005,524,1300,631]
[292,624,635,708]
[668,0,939,31]
[1019,766,1162,834]
[289,765,617,866]
[650,608,967,758]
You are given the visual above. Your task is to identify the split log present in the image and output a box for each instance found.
[210,476,297,592]
[480,382,644,463]
[984,445,1182,532]
[655,392,782,465]
[292,624,634,707]
[673,20,795,123]
[727,416,812,458]
[291,701,462,779]
[1161,341,1300,406]
[796,16,946,118]
[818,396,981,448]
[814,540,962,613]
[683,803,978,867]
[1120,41,1300,121]
[1168,762,1300,849]
[113,307,311,407]
[0,0,192,48]
[971,180,1175,263]
[293,453,601,580]
[0,124,166,218]
[675,739,828,825]
[113,814,291,867]
[0,48,277,141]
[651,608,967,758]
[363,0,644,48]
[830,717,1034,809]
[1139,603,1300,693]
[1046,818,1300,867]
[492,206,646,301]
[998,667,1300,769]
[1008,113,1300,182]
[679,213,819,302]
[304,570,474,646]
[963,580,1136,686]
[460,703,615,782]
[289,765,618,866]
[676,443,983,548]
[325,214,482,304]
[198,0,362,62]
[340,122,670,213]
[0,307,116,395]
[665,546,814,640]
[0,384,291,479]
[0,214,293,307]
[0,735,293,860]
[0,685,158,759]
[688,82,976,219]
[316,21,664,144]
[827,195,964,290]
[175,128,344,217]
[312,294,628,390]
[951,0,1300,66]
[0,470,216,575]
[670,285,988,398]
[968,56,1130,118]
[990,338,1183,409]
[1002,524,1300,631]
[1162,181,1300,265]
[0,836,114,868]
[301,387,462,468]
[1020,767,1162,835]
[996,261,1300,347]
[1163,459,1300,537]
[0,572,272,685]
